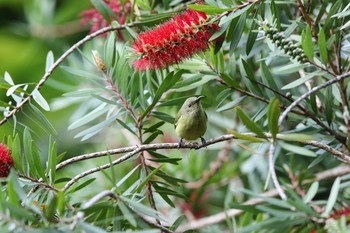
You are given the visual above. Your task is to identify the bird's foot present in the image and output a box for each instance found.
[178,138,184,149]
[200,137,207,148]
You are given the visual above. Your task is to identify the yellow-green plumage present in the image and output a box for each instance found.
[174,96,207,145]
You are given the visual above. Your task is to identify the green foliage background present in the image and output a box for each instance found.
[1,0,350,232]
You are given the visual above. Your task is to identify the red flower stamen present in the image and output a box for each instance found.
[0,143,14,177]
[131,8,219,70]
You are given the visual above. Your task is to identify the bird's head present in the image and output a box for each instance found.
[182,96,205,113]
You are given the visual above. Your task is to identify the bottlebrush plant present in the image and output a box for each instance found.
[0,0,350,232]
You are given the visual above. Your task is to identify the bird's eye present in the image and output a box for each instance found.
[188,104,192,108]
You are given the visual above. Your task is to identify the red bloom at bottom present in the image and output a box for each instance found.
[0,143,14,177]
[132,8,219,70]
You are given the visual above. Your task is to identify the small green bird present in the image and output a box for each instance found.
[174,96,207,148]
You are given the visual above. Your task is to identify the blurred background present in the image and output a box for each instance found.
[0,0,94,154]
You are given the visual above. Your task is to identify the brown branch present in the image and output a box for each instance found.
[296,0,318,40]
[18,174,59,193]
[136,114,161,226]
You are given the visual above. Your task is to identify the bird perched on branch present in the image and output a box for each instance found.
[174,96,207,148]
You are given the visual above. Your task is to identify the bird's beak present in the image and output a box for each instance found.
[195,95,205,103]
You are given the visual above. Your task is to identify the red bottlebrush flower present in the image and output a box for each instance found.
[80,0,131,39]
[0,143,14,177]
[131,8,220,71]
[330,206,350,219]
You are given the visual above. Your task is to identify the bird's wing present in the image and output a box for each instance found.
[204,111,208,121]
[174,110,182,129]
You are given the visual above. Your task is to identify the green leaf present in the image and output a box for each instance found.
[152,111,175,124]
[277,133,314,142]
[75,113,120,140]
[32,89,50,111]
[267,98,280,139]
[220,5,252,25]
[3,202,36,222]
[216,96,246,112]
[68,103,110,130]
[7,173,20,206]
[170,215,186,231]
[120,196,163,221]
[104,33,115,68]
[302,26,314,61]
[28,103,58,136]
[318,28,328,65]
[136,165,164,193]
[230,12,247,54]
[229,129,265,143]
[118,201,137,227]
[323,177,341,217]
[23,128,36,177]
[32,145,46,181]
[304,182,319,203]
[188,4,233,15]
[11,134,23,172]
[279,141,317,157]
[91,0,117,24]
[142,70,185,119]
[260,62,279,92]
[246,12,259,55]
[281,72,321,90]
[71,178,97,193]
[116,164,140,187]
[241,58,263,95]
[45,51,54,73]
[47,137,57,184]
[144,130,163,144]
[219,73,239,87]
[144,121,165,133]
[116,118,137,136]
[235,107,267,139]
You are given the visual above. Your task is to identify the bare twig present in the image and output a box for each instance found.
[177,165,350,232]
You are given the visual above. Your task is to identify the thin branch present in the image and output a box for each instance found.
[59,133,350,193]
[296,0,318,40]
[56,134,350,173]
[278,71,350,129]
[177,165,350,232]
[0,22,140,126]
[268,141,287,200]
[62,147,141,191]
[18,174,59,192]
[256,78,345,143]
